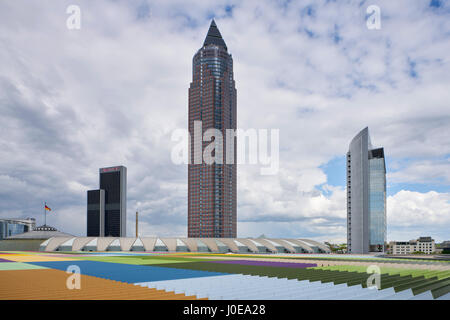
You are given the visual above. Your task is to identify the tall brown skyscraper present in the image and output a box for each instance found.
[188,20,237,238]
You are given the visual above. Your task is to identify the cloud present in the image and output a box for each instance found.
[388,190,450,226]
[387,190,450,242]
[0,0,449,243]
[388,158,450,185]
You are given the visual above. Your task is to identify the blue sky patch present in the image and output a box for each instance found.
[430,0,442,8]
[321,156,346,187]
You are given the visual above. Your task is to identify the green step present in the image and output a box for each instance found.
[394,277,438,292]
[431,284,450,299]
[382,276,421,290]
[412,279,450,296]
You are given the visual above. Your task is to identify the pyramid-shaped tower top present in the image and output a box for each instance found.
[203,19,227,50]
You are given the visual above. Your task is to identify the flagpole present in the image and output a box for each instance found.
[44,202,47,226]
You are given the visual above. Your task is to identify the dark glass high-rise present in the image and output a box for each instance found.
[86,189,105,237]
[99,166,127,237]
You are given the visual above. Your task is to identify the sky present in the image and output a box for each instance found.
[0,0,449,243]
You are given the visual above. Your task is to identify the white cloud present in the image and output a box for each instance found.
[387,190,450,242]
[388,159,450,185]
[388,190,450,227]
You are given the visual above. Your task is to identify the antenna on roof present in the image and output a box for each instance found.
[136,211,139,238]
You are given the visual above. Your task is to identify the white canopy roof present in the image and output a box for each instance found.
[132,238,144,247]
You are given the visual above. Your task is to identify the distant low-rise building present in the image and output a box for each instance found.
[0,224,73,251]
[0,218,36,240]
[437,241,450,254]
[389,237,435,255]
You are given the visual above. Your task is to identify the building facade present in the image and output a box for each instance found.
[347,127,386,254]
[87,189,105,237]
[0,218,36,240]
[86,166,127,237]
[389,237,436,255]
[100,166,127,237]
[438,241,450,254]
[188,20,237,238]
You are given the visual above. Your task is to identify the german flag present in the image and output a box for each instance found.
[45,204,51,211]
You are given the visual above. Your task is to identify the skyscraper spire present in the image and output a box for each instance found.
[203,19,227,50]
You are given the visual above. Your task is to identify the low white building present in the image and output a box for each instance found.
[389,237,435,255]
[38,237,332,253]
